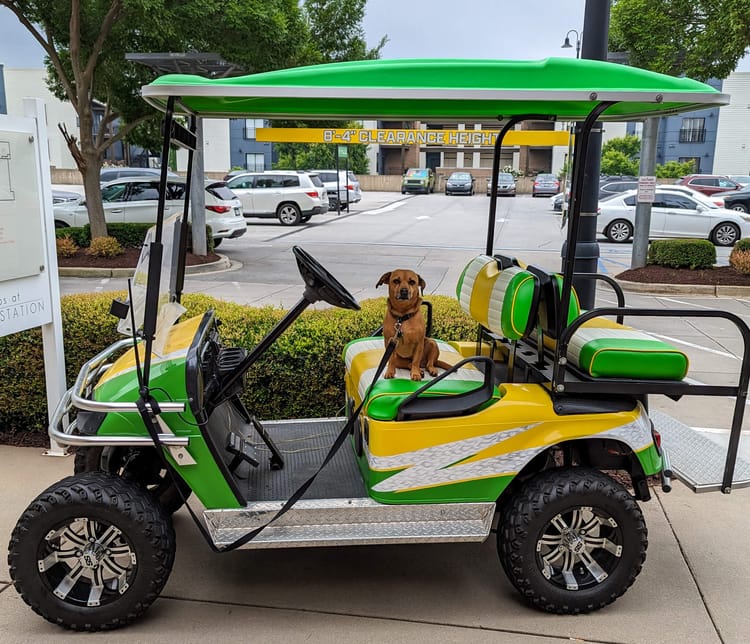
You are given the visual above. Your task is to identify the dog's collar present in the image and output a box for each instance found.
[390,310,417,339]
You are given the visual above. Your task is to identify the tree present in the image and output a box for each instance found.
[1,0,309,239]
[610,0,750,81]
[273,0,387,175]
[600,135,641,176]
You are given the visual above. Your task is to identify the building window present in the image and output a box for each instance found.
[243,119,265,140]
[679,156,701,173]
[245,153,264,171]
[679,117,706,143]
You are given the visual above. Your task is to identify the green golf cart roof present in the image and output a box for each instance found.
[141,57,728,122]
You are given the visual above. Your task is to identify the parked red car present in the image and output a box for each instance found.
[675,174,741,196]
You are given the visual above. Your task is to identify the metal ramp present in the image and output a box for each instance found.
[651,410,750,493]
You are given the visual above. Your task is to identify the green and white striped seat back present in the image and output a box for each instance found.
[457,256,538,341]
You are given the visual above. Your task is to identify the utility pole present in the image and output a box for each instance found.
[564,0,610,308]
[631,118,659,268]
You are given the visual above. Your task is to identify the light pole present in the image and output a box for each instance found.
[561,29,581,59]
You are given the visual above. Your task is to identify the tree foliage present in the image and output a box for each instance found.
[272,0,386,176]
[599,135,696,177]
[0,0,312,237]
[610,0,750,80]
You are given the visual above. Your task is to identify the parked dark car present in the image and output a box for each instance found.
[676,174,741,196]
[599,181,639,200]
[531,173,560,197]
[486,172,516,197]
[100,166,180,183]
[445,171,475,195]
[722,186,750,213]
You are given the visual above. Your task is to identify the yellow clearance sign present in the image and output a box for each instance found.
[255,128,570,147]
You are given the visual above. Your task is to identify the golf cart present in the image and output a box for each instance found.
[8,57,750,631]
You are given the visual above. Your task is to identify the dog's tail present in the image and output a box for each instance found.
[434,359,454,371]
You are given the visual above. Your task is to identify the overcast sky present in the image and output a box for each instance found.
[2,2,749,72]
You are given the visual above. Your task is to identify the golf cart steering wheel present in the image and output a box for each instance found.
[293,246,360,311]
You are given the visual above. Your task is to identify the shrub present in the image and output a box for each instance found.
[86,236,124,257]
[55,236,78,257]
[729,238,750,274]
[647,239,716,269]
[56,223,151,249]
[0,294,474,441]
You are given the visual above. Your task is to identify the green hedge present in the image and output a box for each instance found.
[0,294,474,440]
[647,239,716,269]
[55,223,214,253]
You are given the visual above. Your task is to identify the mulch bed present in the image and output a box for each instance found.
[57,247,220,269]
[617,265,750,286]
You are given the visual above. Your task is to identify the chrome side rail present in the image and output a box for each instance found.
[48,339,188,448]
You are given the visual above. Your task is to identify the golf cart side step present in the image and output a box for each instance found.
[203,498,495,549]
[651,410,750,493]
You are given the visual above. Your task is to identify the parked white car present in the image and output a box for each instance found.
[307,169,362,209]
[53,177,247,247]
[226,171,328,225]
[597,188,750,246]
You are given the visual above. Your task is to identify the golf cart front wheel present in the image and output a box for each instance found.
[8,472,175,632]
[498,467,647,614]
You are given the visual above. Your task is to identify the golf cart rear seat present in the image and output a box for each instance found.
[458,255,690,384]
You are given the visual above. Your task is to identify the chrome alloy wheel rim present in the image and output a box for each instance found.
[37,517,137,607]
[536,506,623,591]
[278,205,299,224]
[715,224,738,245]
[608,222,631,242]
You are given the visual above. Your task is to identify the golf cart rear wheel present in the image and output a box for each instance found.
[8,472,175,632]
[74,446,191,515]
[498,467,647,614]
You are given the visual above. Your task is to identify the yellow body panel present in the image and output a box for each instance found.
[96,314,202,386]
[359,381,641,458]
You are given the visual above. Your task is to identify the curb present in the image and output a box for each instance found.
[58,254,232,278]
[617,279,750,297]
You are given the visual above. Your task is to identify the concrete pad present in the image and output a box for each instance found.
[0,587,562,644]
[657,484,750,644]
[161,496,718,644]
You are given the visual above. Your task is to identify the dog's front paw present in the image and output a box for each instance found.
[384,369,396,379]
[410,369,423,381]
[426,366,438,377]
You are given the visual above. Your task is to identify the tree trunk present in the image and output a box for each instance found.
[61,110,108,239]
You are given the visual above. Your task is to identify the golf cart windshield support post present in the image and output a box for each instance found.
[556,101,615,346]
[140,96,175,389]
[174,115,197,302]
[486,115,548,256]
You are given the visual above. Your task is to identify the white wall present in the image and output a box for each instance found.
[714,73,750,175]
[3,68,78,169]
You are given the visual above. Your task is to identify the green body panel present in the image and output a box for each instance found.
[92,347,241,509]
[142,58,727,122]
[636,443,663,477]
[579,339,689,380]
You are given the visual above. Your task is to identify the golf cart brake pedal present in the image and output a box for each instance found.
[226,431,260,471]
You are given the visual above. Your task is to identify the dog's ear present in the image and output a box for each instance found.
[376,272,391,288]
[418,275,426,294]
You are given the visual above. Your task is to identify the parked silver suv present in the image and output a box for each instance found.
[307,169,362,209]
[226,171,328,225]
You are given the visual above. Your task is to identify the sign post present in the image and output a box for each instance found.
[0,98,67,455]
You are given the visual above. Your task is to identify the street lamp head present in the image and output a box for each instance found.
[561,29,581,58]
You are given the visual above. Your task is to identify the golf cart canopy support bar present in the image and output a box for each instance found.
[141,58,727,121]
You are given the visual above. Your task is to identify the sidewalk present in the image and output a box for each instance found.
[1,443,750,643]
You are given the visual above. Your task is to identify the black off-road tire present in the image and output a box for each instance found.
[498,467,647,614]
[212,238,222,249]
[74,446,190,515]
[8,472,175,632]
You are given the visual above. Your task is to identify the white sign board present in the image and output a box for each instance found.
[637,176,657,203]
[0,100,67,455]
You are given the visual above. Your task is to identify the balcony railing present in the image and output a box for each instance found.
[679,127,706,143]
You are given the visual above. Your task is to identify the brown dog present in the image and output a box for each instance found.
[376,269,451,381]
